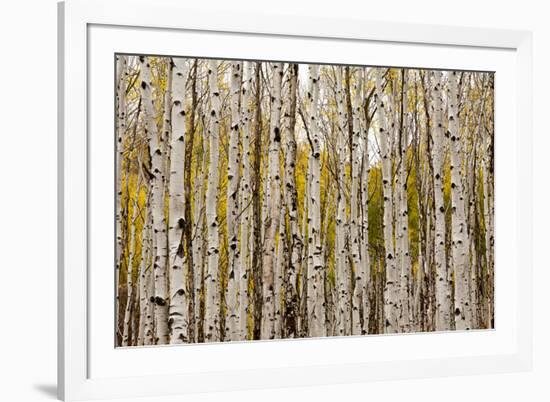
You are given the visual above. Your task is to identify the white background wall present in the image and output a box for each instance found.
[0,1,546,401]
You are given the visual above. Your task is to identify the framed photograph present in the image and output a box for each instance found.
[58,0,533,400]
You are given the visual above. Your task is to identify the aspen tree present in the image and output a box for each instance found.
[193,140,208,342]
[322,186,336,337]
[300,158,311,338]
[376,69,398,333]
[335,67,350,336]
[360,67,371,334]
[226,61,242,341]
[482,131,493,326]
[238,61,254,340]
[251,62,263,340]
[420,71,437,332]
[467,75,489,328]
[119,57,496,343]
[167,58,189,343]
[122,175,142,346]
[467,147,479,328]
[139,56,170,344]
[138,203,155,346]
[116,55,128,311]
[274,203,286,337]
[283,63,301,338]
[431,71,451,331]
[184,60,198,342]
[261,62,283,339]
[448,71,471,330]
[191,67,206,342]
[204,60,222,342]
[350,68,365,335]
[306,64,326,338]
[161,59,173,196]
[482,74,494,327]
[397,70,411,332]
[389,76,403,328]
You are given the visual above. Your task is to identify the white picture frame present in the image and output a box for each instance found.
[58,0,533,400]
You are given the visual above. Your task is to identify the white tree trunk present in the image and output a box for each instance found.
[376,69,398,333]
[161,59,173,196]
[360,68,371,334]
[335,67,350,336]
[431,71,451,331]
[139,56,170,344]
[261,62,283,339]
[274,203,286,338]
[193,139,208,342]
[306,64,326,338]
[350,68,366,335]
[448,71,471,330]
[238,61,254,340]
[482,75,494,328]
[398,71,411,332]
[204,60,221,342]
[283,63,301,338]
[116,55,128,325]
[226,61,242,341]
[167,58,190,343]
[138,201,155,346]
[122,180,141,346]
[482,146,494,326]
[467,140,478,328]
[300,157,311,337]
[192,70,207,342]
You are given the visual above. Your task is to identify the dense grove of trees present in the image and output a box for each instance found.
[115,55,494,346]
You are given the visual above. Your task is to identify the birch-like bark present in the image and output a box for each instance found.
[261,62,283,339]
[167,58,190,343]
[467,77,488,328]
[389,78,403,329]
[376,69,398,333]
[122,58,494,343]
[299,158,310,338]
[139,56,170,344]
[226,61,242,341]
[251,62,263,340]
[482,74,494,328]
[204,60,221,342]
[397,70,411,332]
[191,68,206,342]
[138,200,155,346]
[161,59,173,198]
[350,68,365,335]
[412,124,427,332]
[335,67,350,336]
[463,126,480,328]
[431,71,451,331]
[360,67,371,334]
[420,71,437,332]
[306,64,326,338]
[283,63,301,338]
[322,187,335,337]
[116,55,128,328]
[448,71,471,330]
[193,139,208,342]
[122,177,141,346]
[482,136,494,327]
[159,62,173,335]
[274,203,286,338]
[183,60,198,343]
[137,221,149,346]
[238,61,254,340]
[467,133,479,328]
